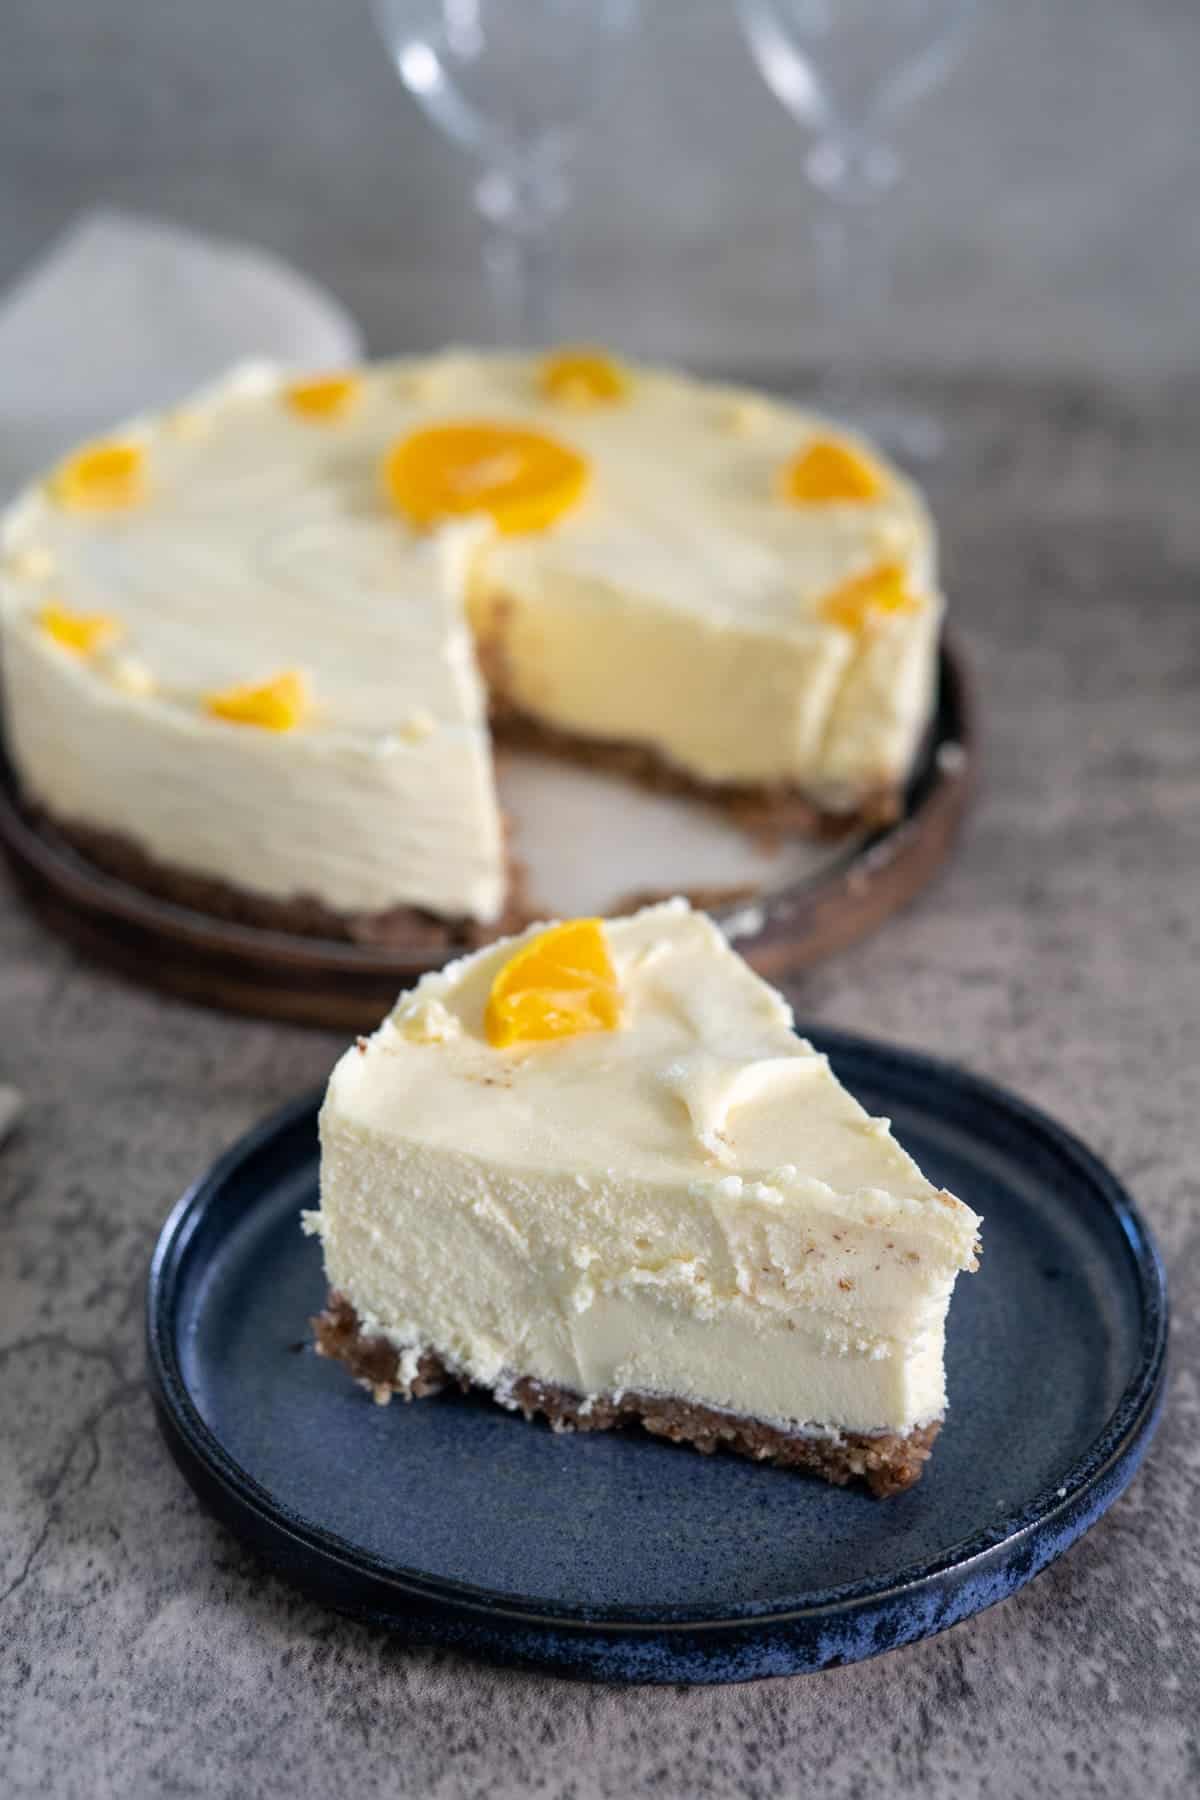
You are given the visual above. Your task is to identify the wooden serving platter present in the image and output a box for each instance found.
[0,641,974,1030]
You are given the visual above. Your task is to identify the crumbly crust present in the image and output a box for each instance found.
[313,1292,940,1499]
[28,801,772,947]
[27,804,533,950]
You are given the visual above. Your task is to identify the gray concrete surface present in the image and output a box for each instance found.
[2,2,1199,1788]
[1,0,1198,377]
[1,369,1198,1797]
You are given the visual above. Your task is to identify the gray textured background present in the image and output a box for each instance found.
[2,0,1198,374]
[2,4,1199,1797]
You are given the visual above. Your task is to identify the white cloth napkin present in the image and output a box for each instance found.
[0,209,362,494]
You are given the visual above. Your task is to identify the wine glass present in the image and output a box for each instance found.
[736,0,978,460]
[372,0,638,347]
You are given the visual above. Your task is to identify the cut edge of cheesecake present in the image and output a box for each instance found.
[311,1292,942,1498]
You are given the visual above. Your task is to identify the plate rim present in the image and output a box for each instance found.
[146,1028,1168,1644]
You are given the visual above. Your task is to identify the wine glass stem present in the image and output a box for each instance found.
[806,138,897,420]
[482,222,557,348]
[476,157,566,347]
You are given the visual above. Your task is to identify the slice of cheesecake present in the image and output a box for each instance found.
[307,900,981,1495]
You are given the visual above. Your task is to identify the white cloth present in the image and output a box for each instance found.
[0,209,362,494]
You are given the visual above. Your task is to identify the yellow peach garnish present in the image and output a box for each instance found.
[780,437,884,504]
[284,374,360,421]
[539,348,630,408]
[37,603,122,656]
[484,920,622,1049]
[205,669,309,731]
[383,422,588,535]
[819,561,920,634]
[49,442,145,511]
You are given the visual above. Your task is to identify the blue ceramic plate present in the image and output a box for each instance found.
[147,1031,1167,1685]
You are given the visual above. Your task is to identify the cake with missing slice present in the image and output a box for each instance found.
[0,351,942,947]
[307,899,981,1495]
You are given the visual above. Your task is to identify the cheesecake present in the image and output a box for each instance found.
[308,900,981,1494]
[0,352,943,945]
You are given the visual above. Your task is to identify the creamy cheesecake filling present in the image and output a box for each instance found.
[2,605,505,922]
[1,353,944,925]
[307,1151,952,1437]
[312,1295,944,1495]
[473,573,858,791]
[311,901,980,1442]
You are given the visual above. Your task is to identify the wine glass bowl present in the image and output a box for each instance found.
[372,0,637,344]
[737,0,978,456]
[740,0,972,133]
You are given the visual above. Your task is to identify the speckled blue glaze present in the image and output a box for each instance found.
[146,1031,1167,1685]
